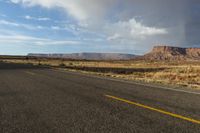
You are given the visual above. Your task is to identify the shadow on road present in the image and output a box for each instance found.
[0,61,49,70]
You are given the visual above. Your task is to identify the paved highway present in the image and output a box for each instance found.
[0,62,200,133]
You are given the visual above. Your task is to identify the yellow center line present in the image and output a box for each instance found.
[25,71,36,76]
[105,94,200,125]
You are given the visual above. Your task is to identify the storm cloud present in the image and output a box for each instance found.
[9,0,200,52]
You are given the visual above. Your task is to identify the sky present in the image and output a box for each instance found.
[0,0,200,55]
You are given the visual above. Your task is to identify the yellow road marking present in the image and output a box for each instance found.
[105,94,200,125]
[25,71,36,76]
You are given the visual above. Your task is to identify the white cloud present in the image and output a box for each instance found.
[107,33,121,41]
[51,26,61,30]
[0,19,45,30]
[0,19,80,33]
[82,38,104,42]
[24,15,32,19]
[24,15,51,21]
[0,20,19,26]
[105,18,167,41]
[0,34,81,46]
[0,14,6,17]
[9,0,115,21]
[0,34,47,44]
[35,40,80,46]
[0,34,48,42]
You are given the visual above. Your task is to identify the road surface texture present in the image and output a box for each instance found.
[0,62,200,133]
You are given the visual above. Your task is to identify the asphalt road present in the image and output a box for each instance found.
[0,62,200,133]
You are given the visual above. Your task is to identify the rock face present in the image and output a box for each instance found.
[28,53,136,60]
[142,46,200,60]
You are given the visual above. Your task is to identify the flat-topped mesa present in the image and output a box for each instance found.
[151,46,187,55]
[186,48,200,58]
[27,53,136,60]
[141,45,200,61]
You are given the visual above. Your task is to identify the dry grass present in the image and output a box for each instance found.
[2,58,200,89]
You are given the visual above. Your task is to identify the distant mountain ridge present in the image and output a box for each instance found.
[28,53,136,60]
[140,46,200,61]
[28,46,200,61]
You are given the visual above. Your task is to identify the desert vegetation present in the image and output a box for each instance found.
[2,57,200,89]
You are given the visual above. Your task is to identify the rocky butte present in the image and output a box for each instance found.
[141,45,200,61]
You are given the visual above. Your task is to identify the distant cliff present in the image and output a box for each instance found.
[28,53,136,60]
[140,46,200,61]
[28,46,200,61]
